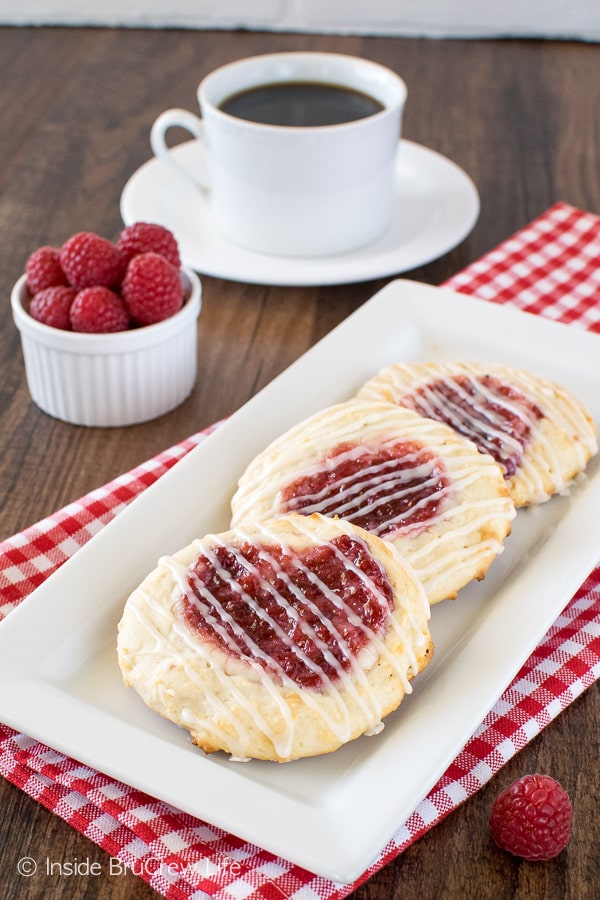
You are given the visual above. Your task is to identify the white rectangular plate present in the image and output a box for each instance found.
[1,280,599,883]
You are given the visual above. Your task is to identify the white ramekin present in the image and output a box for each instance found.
[11,268,202,427]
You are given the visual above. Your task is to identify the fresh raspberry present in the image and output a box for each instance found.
[29,285,77,330]
[121,252,184,325]
[489,774,572,861]
[60,232,125,289]
[117,222,181,269]
[70,286,131,333]
[25,246,69,293]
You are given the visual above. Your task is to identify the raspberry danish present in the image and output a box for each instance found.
[117,513,433,762]
[356,362,597,507]
[230,400,515,604]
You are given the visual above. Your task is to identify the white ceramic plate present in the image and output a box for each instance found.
[0,280,598,883]
[120,140,480,285]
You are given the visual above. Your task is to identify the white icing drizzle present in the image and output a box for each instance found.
[229,401,517,603]
[126,592,255,754]
[266,515,429,680]
[168,553,301,759]
[283,442,446,535]
[184,536,367,735]
[123,519,424,760]
[233,405,506,529]
[404,375,538,463]
[214,528,384,727]
[374,364,598,503]
[243,518,422,692]
[275,435,503,544]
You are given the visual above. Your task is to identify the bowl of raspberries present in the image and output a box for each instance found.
[11,222,202,427]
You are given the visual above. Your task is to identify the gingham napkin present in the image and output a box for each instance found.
[1,201,600,900]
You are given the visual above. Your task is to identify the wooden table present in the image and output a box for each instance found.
[1,25,598,900]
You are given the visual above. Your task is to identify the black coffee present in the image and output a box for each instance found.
[219,81,385,127]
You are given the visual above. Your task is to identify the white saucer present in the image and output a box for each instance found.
[120,139,480,286]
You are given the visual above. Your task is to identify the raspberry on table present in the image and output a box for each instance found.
[60,232,125,290]
[489,773,572,861]
[117,222,181,269]
[70,286,131,333]
[25,246,69,294]
[121,251,184,325]
[29,285,77,330]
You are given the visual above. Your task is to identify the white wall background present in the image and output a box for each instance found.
[0,0,599,40]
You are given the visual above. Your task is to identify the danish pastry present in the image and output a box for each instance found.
[117,513,433,762]
[230,400,515,604]
[356,362,598,507]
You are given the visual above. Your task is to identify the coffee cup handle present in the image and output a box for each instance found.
[150,108,210,190]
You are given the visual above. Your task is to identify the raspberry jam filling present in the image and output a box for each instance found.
[279,440,451,537]
[401,374,543,478]
[179,535,393,689]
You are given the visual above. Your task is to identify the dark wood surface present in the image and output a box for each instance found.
[1,25,599,900]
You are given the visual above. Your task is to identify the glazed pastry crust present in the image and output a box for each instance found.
[230,400,515,604]
[356,362,598,508]
[117,513,433,763]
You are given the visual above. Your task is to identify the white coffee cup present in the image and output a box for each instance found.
[150,52,407,257]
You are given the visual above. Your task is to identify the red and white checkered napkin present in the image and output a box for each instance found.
[1,201,600,900]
